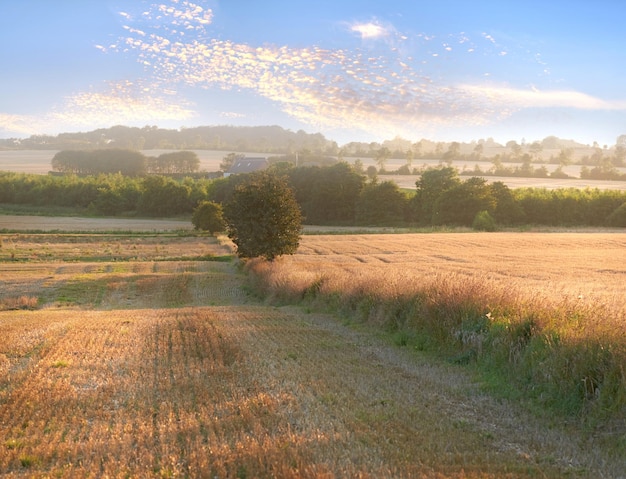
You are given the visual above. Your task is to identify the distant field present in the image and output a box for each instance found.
[2,149,626,190]
[0,215,193,232]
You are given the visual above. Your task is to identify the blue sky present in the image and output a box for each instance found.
[1,0,625,146]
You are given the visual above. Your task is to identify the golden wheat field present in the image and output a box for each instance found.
[285,232,626,314]
[0,227,625,477]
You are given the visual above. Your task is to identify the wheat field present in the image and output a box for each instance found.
[1,230,625,477]
[278,232,626,315]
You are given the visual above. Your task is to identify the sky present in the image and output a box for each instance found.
[1,0,625,146]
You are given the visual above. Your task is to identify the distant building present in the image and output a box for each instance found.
[224,157,268,177]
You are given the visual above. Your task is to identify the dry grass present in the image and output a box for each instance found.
[1,230,625,477]
[247,232,626,430]
[288,232,626,306]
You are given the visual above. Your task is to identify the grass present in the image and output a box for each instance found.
[244,233,626,433]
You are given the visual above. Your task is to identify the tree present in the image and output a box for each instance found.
[490,181,525,225]
[356,181,408,225]
[138,176,192,216]
[224,172,302,260]
[146,151,200,174]
[433,177,496,226]
[287,163,364,224]
[220,152,244,172]
[375,147,391,172]
[192,201,226,235]
[443,142,461,162]
[411,167,460,225]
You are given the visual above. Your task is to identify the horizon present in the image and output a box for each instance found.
[2,123,617,150]
[1,1,625,146]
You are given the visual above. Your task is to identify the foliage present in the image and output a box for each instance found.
[355,181,408,225]
[514,187,626,226]
[52,149,146,176]
[145,150,200,174]
[192,200,226,235]
[224,172,302,260]
[137,176,192,216]
[411,167,460,225]
[433,177,496,226]
[1,168,626,228]
[490,181,526,225]
[472,210,497,231]
[287,162,364,224]
[606,202,626,227]
[52,149,200,176]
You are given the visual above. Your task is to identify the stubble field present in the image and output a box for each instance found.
[0,221,625,478]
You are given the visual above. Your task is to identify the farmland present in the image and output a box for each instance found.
[2,149,626,191]
[0,220,625,477]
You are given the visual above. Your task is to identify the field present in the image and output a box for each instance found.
[1,220,625,477]
[2,149,626,191]
[289,232,626,307]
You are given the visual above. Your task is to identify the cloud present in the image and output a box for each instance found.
[460,84,626,111]
[0,80,195,136]
[111,0,626,140]
[350,21,391,40]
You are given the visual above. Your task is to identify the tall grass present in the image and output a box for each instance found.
[245,258,626,427]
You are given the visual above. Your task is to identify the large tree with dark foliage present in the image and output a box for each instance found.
[224,172,302,260]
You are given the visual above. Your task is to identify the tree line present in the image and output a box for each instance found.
[4,125,626,172]
[51,149,201,176]
[0,165,625,227]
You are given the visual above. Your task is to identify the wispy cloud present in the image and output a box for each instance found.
[119,2,567,137]
[7,0,623,141]
[0,80,194,136]
[460,84,626,111]
[350,21,392,40]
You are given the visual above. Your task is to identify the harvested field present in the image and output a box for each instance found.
[0,215,192,232]
[0,228,625,477]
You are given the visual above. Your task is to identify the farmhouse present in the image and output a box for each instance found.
[224,157,268,177]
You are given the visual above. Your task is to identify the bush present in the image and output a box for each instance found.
[192,201,225,235]
[472,210,497,231]
[606,202,626,227]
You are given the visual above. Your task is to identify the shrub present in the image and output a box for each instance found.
[472,210,497,231]
[192,201,226,235]
[606,202,626,227]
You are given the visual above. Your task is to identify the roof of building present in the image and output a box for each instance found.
[225,157,268,176]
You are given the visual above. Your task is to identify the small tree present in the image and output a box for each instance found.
[192,201,226,235]
[224,172,302,260]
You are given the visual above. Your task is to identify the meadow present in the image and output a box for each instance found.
[0,223,625,477]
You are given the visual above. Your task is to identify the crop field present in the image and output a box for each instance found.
[0,225,625,477]
[289,232,626,308]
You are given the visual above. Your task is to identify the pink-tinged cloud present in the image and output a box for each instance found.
[0,81,195,136]
[107,1,626,139]
[460,84,626,111]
